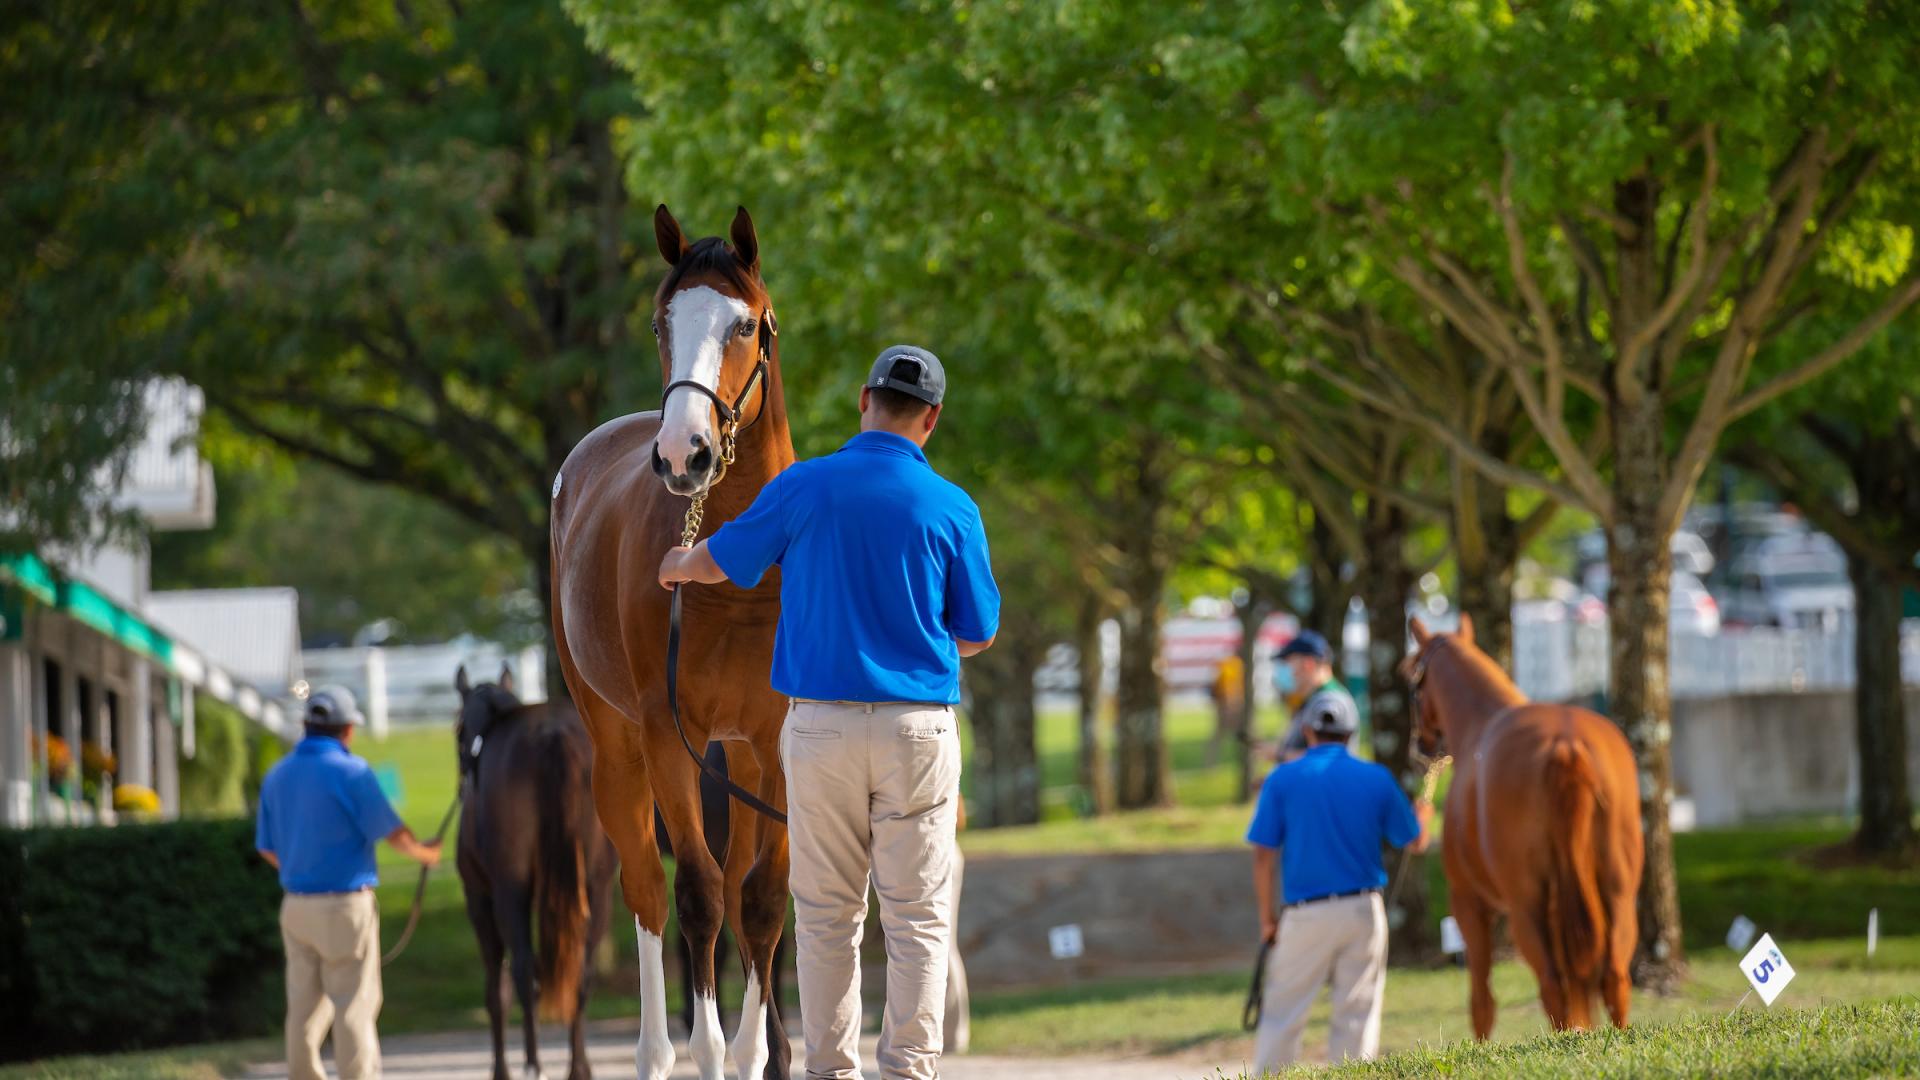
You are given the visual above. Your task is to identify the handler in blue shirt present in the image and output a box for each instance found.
[660,344,998,1080]
[1245,692,1432,1072]
[256,687,441,1080]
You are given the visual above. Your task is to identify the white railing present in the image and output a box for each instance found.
[299,640,545,736]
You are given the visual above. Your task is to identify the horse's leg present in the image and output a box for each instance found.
[493,885,545,1080]
[585,716,675,1080]
[1601,881,1636,1030]
[466,885,512,1080]
[1506,901,1571,1030]
[650,734,728,1080]
[1450,887,1499,1041]
[722,740,790,1080]
[569,853,614,1080]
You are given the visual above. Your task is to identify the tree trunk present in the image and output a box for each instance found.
[964,629,1041,828]
[1234,589,1268,803]
[1303,514,1351,645]
[1848,547,1915,853]
[1113,544,1171,810]
[1075,592,1112,816]
[1361,500,1431,958]
[1453,466,1518,671]
[1608,400,1687,990]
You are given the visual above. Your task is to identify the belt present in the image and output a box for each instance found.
[1287,887,1379,909]
[789,698,950,712]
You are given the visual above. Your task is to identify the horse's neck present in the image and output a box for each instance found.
[704,399,795,522]
[1439,651,1528,749]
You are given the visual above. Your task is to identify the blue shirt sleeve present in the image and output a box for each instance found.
[707,468,791,589]
[1381,768,1421,848]
[1246,769,1287,849]
[347,768,405,843]
[944,508,1000,642]
[254,789,274,852]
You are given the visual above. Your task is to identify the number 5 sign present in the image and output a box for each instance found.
[1738,933,1797,1007]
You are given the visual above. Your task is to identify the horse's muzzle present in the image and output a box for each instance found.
[652,441,716,497]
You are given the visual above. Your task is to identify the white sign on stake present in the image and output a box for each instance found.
[1726,915,1758,953]
[1738,933,1796,1007]
[1439,916,1466,955]
[1047,924,1085,960]
[1867,909,1879,959]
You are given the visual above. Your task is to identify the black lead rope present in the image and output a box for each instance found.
[1242,937,1273,1031]
[383,781,465,966]
[667,583,788,825]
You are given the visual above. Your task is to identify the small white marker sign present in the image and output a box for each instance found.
[1867,909,1879,959]
[1439,916,1466,955]
[1738,933,1795,1007]
[1726,915,1758,953]
[1048,924,1085,960]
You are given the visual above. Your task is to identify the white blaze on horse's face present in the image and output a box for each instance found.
[657,284,752,492]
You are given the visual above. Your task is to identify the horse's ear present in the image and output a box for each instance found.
[498,662,515,696]
[655,203,689,266]
[454,665,471,698]
[1457,612,1475,645]
[730,205,759,272]
[1409,617,1432,648]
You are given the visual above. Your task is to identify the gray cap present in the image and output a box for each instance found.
[1302,691,1359,738]
[866,345,946,406]
[305,685,366,727]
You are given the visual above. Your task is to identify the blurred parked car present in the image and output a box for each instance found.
[1718,533,1853,629]
[1575,568,1721,637]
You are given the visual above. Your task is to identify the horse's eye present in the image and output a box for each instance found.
[739,320,756,338]
[650,318,659,337]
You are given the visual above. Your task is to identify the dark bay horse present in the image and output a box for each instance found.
[454,665,618,1080]
[1403,615,1643,1037]
[550,205,792,1080]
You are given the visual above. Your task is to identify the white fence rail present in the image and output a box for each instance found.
[300,641,545,736]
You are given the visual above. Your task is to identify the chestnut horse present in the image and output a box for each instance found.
[1403,615,1643,1037]
[550,205,792,1080]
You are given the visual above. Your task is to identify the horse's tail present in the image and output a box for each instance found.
[1545,738,1608,993]
[535,729,592,1023]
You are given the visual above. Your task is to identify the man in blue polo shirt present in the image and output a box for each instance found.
[1246,692,1431,1071]
[256,686,442,1080]
[659,343,998,1080]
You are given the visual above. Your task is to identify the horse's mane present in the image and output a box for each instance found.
[659,236,759,298]
[1430,633,1528,706]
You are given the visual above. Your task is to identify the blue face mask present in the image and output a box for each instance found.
[1274,663,1297,695]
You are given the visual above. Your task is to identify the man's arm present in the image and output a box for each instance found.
[956,635,995,657]
[659,540,729,590]
[257,848,281,870]
[1408,798,1435,854]
[385,824,443,867]
[1252,845,1280,943]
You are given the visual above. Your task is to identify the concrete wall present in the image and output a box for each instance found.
[1670,688,1920,827]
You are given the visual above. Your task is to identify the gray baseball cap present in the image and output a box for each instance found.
[1303,692,1359,738]
[866,345,946,406]
[305,685,366,727]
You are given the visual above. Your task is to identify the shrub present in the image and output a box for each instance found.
[177,695,250,817]
[0,818,283,1060]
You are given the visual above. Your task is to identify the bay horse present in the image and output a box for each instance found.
[453,665,618,1080]
[1402,614,1643,1037]
[550,205,792,1080]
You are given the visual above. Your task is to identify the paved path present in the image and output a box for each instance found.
[243,1022,1235,1080]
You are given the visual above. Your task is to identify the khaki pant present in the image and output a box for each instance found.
[1252,892,1387,1073]
[280,889,383,1080]
[781,700,961,1080]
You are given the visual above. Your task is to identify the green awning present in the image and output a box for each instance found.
[0,552,175,664]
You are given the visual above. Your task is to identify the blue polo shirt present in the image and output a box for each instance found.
[255,735,404,894]
[707,430,1000,704]
[1246,744,1421,905]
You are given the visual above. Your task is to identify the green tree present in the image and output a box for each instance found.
[5,0,650,693]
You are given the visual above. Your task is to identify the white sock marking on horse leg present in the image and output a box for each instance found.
[690,989,725,1080]
[635,924,676,1080]
[730,971,769,1080]
[523,1066,547,1080]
